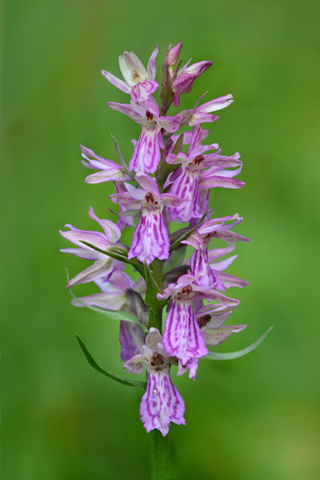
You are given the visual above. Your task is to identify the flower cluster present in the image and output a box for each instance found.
[60,43,250,436]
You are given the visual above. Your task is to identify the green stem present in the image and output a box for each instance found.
[151,429,170,480]
[148,305,163,332]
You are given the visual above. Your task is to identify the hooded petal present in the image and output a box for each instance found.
[119,51,147,86]
[124,353,147,374]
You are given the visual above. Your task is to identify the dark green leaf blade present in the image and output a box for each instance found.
[169,211,209,253]
[205,326,273,360]
[163,244,187,275]
[75,334,147,389]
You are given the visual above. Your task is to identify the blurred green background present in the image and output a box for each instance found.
[2,0,320,479]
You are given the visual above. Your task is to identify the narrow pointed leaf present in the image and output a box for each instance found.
[107,207,141,217]
[80,241,145,277]
[162,265,190,289]
[144,262,161,305]
[75,334,147,389]
[110,133,135,180]
[163,244,187,275]
[169,211,209,252]
[205,326,273,360]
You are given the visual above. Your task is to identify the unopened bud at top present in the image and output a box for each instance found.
[167,42,182,68]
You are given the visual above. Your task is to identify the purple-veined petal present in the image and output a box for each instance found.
[189,112,219,126]
[71,291,127,310]
[195,288,240,308]
[89,207,121,243]
[177,357,199,381]
[163,300,208,365]
[190,249,225,290]
[129,209,169,265]
[184,60,212,77]
[145,327,163,351]
[201,154,242,169]
[110,191,142,209]
[158,114,182,133]
[211,254,238,272]
[99,270,134,292]
[108,102,145,124]
[101,70,131,93]
[85,167,129,184]
[140,366,186,436]
[129,126,161,174]
[196,310,234,329]
[120,321,146,361]
[207,244,236,262]
[67,256,114,288]
[215,271,250,288]
[114,182,138,229]
[200,176,245,189]
[172,73,196,96]
[212,230,251,244]
[135,173,160,198]
[81,145,117,169]
[198,94,234,113]
[147,45,160,80]
[161,193,184,207]
[124,182,147,201]
[60,247,100,261]
[203,324,246,345]
[181,230,204,250]
[131,80,159,104]
[168,169,202,223]
[124,353,147,374]
[60,227,110,251]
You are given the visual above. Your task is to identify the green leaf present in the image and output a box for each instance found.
[110,133,135,180]
[162,265,190,289]
[205,326,273,360]
[163,244,187,275]
[144,262,161,305]
[106,207,141,217]
[75,334,147,389]
[171,133,184,155]
[80,241,145,278]
[169,211,209,252]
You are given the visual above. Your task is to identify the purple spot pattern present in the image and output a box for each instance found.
[140,367,186,436]
[163,300,208,365]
